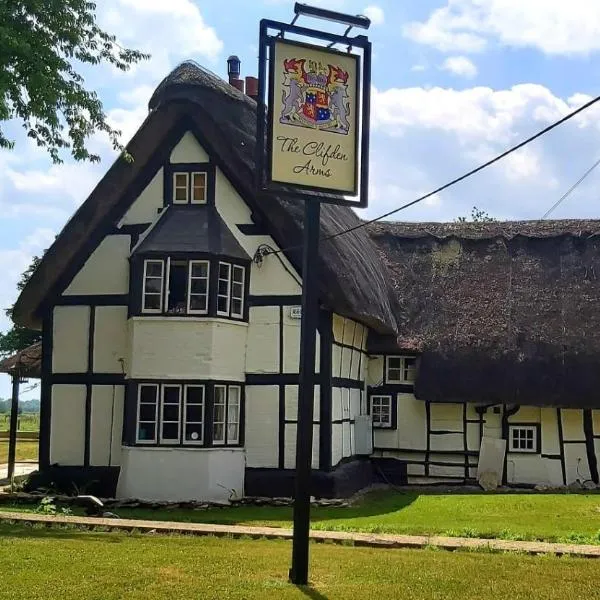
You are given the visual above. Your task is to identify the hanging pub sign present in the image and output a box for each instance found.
[257,18,371,207]
[270,40,359,195]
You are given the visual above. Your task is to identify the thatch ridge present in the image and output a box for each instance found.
[0,342,42,378]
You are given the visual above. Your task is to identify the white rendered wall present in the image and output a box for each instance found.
[90,385,124,467]
[50,384,86,465]
[52,306,90,373]
[170,131,209,162]
[245,385,279,468]
[129,317,247,380]
[63,235,130,295]
[245,307,279,374]
[116,447,245,502]
[93,306,128,373]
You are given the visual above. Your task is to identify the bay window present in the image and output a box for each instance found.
[134,382,243,447]
[138,257,247,320]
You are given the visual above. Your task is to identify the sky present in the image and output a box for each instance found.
[3,0,600,399]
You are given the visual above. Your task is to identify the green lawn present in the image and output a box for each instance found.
[103,490,600,545]
[0,524,599,600]
[0,440,38,464]
[0,413,40,432]
[7,488,600,545]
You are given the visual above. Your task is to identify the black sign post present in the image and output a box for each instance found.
[256,4,371,586]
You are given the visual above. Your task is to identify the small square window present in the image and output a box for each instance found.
[386,356,416,384]
[509,425,538,453]
[371,395,393,428]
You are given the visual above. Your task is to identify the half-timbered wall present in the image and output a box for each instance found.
[368,354,600,487]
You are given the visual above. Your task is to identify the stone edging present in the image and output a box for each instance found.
[2,511,600,558]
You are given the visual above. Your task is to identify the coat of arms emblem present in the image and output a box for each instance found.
[279,57,351,135]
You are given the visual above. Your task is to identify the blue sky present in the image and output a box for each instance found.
[2,0,600,399]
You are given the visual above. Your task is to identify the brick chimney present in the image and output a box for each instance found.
[245,76,259,101]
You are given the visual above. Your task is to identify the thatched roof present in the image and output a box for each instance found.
[368,220,600,408]
[0,343,42,378]
[13,62,399,336]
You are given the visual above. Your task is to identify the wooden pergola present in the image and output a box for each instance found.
[0,342,41,479]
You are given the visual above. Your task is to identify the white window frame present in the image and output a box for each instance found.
[191,172,208,204]
[187,260,210,314]
[213,384,227,445]
[230,265,245,318]
[386,356,416,384]
[509,425,538,453]
[160,384,182,444]
[136,384,159,444]
[227,386,241,445]
[371,395,393,428]
[173,172,190,204]
[142,260,165,314]
[183,385,205,445]
[217,262,232,317]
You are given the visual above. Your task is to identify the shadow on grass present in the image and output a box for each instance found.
[0,524,129,543]
[297,585,328,600]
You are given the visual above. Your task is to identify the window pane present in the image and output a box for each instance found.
[164,386,180,404]
[217,296,229,313]
[227,423,239,443]
[186,386,204,405]
[163,404,179,422]
[214,402,225,423]
[231,299,242,316]
[143,295,161,310]
[191,279,208,294]
[388,357,401,369]
[145,278,162,294]
[218,279,229,295]
[191,262,208,278]
[192,173,206,202]
[387,368,402,381]
[219,263,230,279]
[146,262,163,277]
[189,295,208,311]
[162,423,179,440]
[139,404,156,421]
[186,405,203,422]
[185,426,203,442]
[213,423,225,443]
[175,173,188,187]
[137,422,155,441]
[232,266,244,284]
[140,385,158,404]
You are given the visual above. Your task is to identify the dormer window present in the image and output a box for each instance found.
[172,171,207,204]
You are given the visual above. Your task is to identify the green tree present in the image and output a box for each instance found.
[456,206,497,223]
[0,1,149,163]
[0,255,44,357]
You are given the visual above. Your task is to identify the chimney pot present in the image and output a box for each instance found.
[227,55,241,84]
[245,76,259,101]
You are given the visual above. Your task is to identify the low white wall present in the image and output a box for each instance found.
[116,447,245,502]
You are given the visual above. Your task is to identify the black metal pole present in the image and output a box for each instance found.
[289,199,321,585]
[7,373,20,479]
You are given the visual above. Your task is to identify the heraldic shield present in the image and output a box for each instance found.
[280,57,351,136]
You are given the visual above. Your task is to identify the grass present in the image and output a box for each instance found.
[0,413,39,432]
[7,488,600,545]
[0,440,38,464]
[1,524,600,599]
[101,489,600,545]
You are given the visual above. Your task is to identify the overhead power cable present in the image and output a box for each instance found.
[541,156,600,219]
[262,92,600,258]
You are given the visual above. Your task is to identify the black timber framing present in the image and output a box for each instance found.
[84,306,95,467]
[583,409,599,484]
[39,311,53,469]
[319,311,333,471]
[556,407,567,485]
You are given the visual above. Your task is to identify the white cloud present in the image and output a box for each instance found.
[367,80,600,222]
[441,55,477,78]
[404,0,600,55]
[411,64,428,72]
[364,5,384,26]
